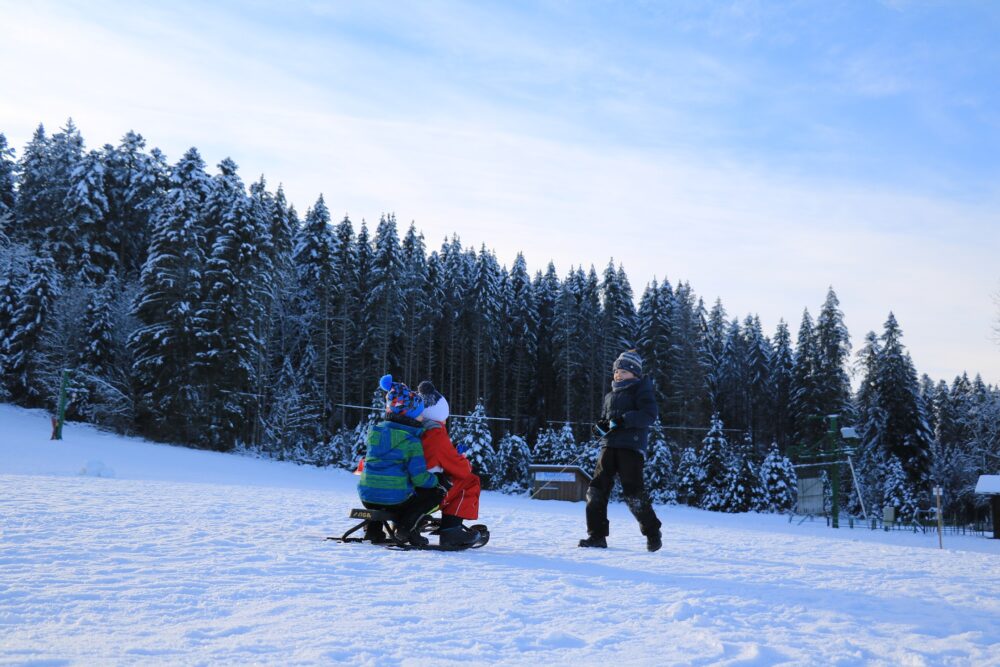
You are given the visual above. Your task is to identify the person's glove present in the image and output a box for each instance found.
[609,419,620,430]
[592,419,611,438]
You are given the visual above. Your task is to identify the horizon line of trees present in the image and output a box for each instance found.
[1,120,998,519]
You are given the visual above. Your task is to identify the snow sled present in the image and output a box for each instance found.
[327,507,489,551]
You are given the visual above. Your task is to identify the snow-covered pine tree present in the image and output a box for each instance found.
[399,222,430,383]
[291,196,336,430]
[457,400,498,489]
[532,262,560,424]
[600,260,637,382]
[66,149,113,284]
[700,298,728,412]
[197,165,273,451]
[790,308,823,448]
[128,147,212,443]
[495,432,532,491]
[73,279,116,419]
[864,313,933,500]
[814,287,853,420]
[352,221,375,403]
[101,131,166,279]
[503,253,538,433]
[675,446,704,506]
[742,314,771,446]
[579,266,605,419]
[638,278,672,410]
[330,215,358,414]
[666,283,707,426]
[698,413,733,511]
[532,426,559,464]
[758,444,798,512]
[552,421,578,465]
[0,133,16,223]
[367,214,405,378]
[3,255,58,403]
[881,454,918,522]
[644,418,676,504]
[722,449,763,513]
[552,268,584,424]
[469,245,502,404]
[768,319,795,448]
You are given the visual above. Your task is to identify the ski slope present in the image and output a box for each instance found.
[2,404,999,666]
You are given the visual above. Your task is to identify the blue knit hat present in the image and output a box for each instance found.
[613,349,643,377]
[379,374,424,419]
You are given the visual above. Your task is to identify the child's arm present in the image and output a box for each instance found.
[404,437,440,489]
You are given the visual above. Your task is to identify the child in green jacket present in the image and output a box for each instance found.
[357,374,444,545]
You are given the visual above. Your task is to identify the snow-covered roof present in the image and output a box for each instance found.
[974,475,1000,495]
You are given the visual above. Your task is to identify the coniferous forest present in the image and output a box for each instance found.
[1,121,998,521]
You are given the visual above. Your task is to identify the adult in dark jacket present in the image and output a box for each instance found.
[579,349,663,552]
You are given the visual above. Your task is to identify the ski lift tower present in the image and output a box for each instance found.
[790,415,863,528]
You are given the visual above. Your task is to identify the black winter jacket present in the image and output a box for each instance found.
[600,376,658,453]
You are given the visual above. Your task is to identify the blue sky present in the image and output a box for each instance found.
[2,0,999,384]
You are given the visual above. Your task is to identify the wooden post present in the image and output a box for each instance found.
[52,369,71,440]
[992,496,1000,540]
[933,486,944,550]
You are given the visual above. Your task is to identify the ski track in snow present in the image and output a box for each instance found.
[2,405,1000,666]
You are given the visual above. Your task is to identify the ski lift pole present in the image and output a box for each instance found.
[846,454,868,521]
[52,368,71,440]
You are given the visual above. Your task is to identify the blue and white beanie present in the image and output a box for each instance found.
[417,380,449,423]
[380,374,424,419]
[613,349,643,377]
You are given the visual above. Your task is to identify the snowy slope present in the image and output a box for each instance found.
[2,404,1000,666]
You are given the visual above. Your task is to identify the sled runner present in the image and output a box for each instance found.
[327,508,489,551]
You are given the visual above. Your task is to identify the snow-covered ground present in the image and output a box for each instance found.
[2,404,999,666]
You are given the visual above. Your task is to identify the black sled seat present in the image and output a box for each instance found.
[328,507,442,544]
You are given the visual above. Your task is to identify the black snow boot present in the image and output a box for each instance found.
[364,521,388,544]
[578,535,607,548]
[646,530,662,553]
[438,514,481,547]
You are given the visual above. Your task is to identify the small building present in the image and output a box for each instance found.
[529,464,592,502]
[974,475,1000,540]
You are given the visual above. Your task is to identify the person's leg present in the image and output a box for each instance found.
[618,449,662,551]
[440,471,480,521]
[581,447,617,546]
[395,486,446,545]
[360,501,388,543]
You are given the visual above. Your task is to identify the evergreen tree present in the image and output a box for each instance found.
[532,426,559,464]
[330,215,358,416]
[503,253,538,433]
[532,262,560,424]
[291,196,336,429]
[870,313,933,493]
[644,418,676,504]
[3,256,58,403]
[768,319,795,448]
[637,278,672,409]
[600,260,637,384]
[102,131,166,278]
[67,149,113,283]
[814,287,852,419]
[722,450,763,513]
[496,432,532,491]
[367,214,405,377]
[469,245,502,405]
[552,269,584,422]
[399,222,431,383]
[667,284,707,426]
[552,421,578,465]
[758,445,797,512]
[698,413,733,511]
[197,168,273,450]
[882,454,918,522]
[129,147,212,443]
[457,400,498,489]
[0,133,16,222]
[675,446,704,506]
[790,309,823,447]
[700,298,728,412]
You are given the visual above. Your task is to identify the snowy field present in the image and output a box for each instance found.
[2,405,1000,666]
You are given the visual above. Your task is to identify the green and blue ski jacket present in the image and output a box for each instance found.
[357,419,439,506]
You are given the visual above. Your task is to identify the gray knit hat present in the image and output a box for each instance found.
[613,349,643,377]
